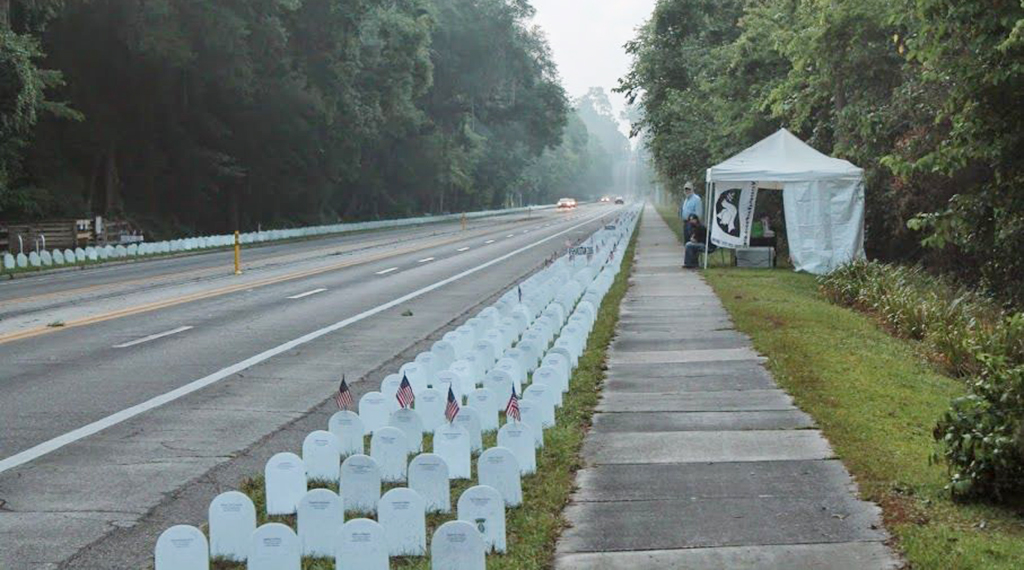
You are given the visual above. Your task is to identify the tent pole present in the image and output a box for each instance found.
[703,181,712,270]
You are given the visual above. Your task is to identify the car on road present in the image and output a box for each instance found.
[557,197,577,209]
[599,196,611,203]
[614,196,625,204]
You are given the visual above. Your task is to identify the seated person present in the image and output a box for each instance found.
[683,215,715,268]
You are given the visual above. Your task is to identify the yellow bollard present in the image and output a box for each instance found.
[461,212,467,231]
[233,231,242,275]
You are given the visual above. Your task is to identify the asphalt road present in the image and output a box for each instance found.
[0,203,623,569]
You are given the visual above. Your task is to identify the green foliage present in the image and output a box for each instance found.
[0,0,606,235]
[621,0,1024,305]
[819,260,1024,500]
[934,359,1024,501]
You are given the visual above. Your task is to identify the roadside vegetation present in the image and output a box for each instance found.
[656,207,1024,568]
[624,0,1024,306]
[0,2,647,236]
[210,223,638,569]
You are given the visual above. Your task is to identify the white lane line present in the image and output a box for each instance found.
[376,267,399,275]
[113,326,193,349]
[485,239,495,244]
[0,208,610,474]
[287,288,327,300]
[506,234,515,238]
[418,257,435,263]
[456,247,471,252]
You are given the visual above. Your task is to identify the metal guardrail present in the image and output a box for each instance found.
[0,205,556,273]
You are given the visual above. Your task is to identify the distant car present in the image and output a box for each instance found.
[599,196,611,203]
[614,196,625,204]
[557,198,577,209]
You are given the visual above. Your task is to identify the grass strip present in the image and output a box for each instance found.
[653,206,1024,569]
[211,218,639,570]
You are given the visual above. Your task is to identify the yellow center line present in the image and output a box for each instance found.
[0,226,516,346]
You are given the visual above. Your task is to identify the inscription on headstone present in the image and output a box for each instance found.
[264,452,307,515]
[457,485,506,553]
[378,487,427,556]
[208,491,255,561]
[154,525,209,570]
[408,453,451,514]
[340,454,382,514]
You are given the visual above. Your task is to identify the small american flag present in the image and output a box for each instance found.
[505,386,521,422]
[517,285,523,304]
[396,374,415,409]
[334,375,354,411]
[445,385,460,423]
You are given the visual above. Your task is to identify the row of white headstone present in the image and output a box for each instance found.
[153,208,641,569]
[0,206,557,273]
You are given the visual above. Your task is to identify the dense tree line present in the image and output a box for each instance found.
[621,0,1024,304]
[0,0,622,237]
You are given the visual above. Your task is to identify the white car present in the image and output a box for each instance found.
[557,198,577,209]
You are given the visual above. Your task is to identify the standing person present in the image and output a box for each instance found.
[679,182,703,243]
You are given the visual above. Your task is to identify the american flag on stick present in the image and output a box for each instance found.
[334,375,355,411]
[396,374,415,409]
[445,385,460,423]
[517,285,523,304]
[505,386,521,422]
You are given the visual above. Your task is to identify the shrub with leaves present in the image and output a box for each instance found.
[933,358,1024,500]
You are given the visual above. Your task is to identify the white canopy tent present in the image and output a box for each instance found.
[704,128,866,274]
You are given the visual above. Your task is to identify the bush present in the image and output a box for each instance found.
[820,260,1024,500]
[933,359,1024,500]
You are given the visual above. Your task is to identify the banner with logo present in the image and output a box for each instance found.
[710,182,758,249]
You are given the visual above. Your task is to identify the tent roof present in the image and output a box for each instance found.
[706,128,863,183]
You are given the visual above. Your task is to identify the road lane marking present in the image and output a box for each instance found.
[376,267,398,275]
[485,239,495,244]
[113,326,193,349]
[506,234,515,238]
[456,247,470,252]
[0,207,612,474]
[418,257,435,263]
[0,231,497,346]
[287,288,327,300]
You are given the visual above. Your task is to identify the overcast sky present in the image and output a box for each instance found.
[530,0,658,133]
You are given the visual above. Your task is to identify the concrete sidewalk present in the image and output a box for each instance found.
[554,210,899,569]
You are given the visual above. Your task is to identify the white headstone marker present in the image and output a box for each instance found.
[430,520,486,570]
[378,487,427,556]
[452,406,483,454]
[370,426,409,483]
[208,491,256,562]
[359,391,391,434]
[433,423,471,480]
[408,453,451,514]
[477,447,523,507]
[497,422,536,475]
[154,525,209,570]
[248,523,300,570]
[264,452,307,515]
[415,387,446,433]
[389,407,424,453]
[302,430,341,483]
[336,518,389,570]
[518,398,545,449]
[328,410,365,457]
[457,485,506,553]
[340,454,382,514]
[524,383,556,428]
[467,388,499,430]
[297,488,344,558]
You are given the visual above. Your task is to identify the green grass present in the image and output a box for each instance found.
[210,221,639,570]
[656,202,1024,568]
